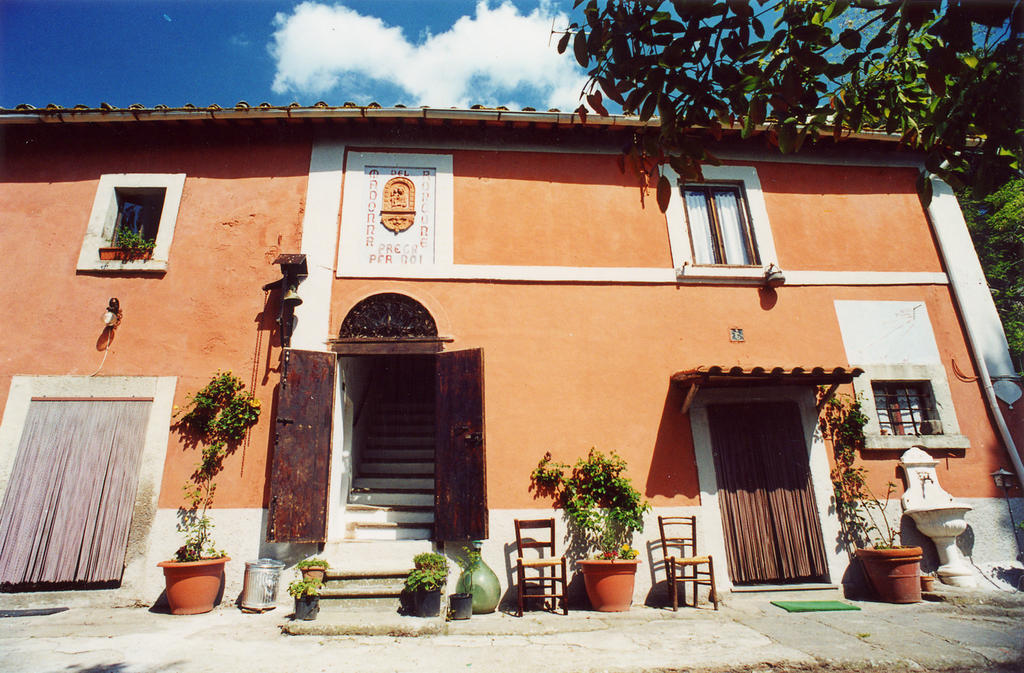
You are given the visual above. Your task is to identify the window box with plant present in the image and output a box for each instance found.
[288,577,322,621]
[98,224,156,261]
[820,391,922,603]
[404,552,448,617]
[157,372,261,615]
[531,448,651,612]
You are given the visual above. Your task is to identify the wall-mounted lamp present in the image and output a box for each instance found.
[991,467,1022,561]
[764,263,785,288]
[102,297,121,328]
[992,467,1015,491]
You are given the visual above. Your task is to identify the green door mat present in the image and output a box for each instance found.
[771,600,861,612]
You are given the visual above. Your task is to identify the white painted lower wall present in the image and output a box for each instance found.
[134,496,1022,611]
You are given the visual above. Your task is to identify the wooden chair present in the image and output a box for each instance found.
[658,515,718,610]
[514,518,568,616]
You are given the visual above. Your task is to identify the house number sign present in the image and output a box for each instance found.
[362,165,437,267]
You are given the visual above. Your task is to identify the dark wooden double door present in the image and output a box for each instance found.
[708,401,829,585]
[266,348,487,544]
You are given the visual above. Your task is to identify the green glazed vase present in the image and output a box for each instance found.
[456,557,501,614]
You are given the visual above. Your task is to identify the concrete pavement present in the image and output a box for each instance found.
[1,588,1022,673]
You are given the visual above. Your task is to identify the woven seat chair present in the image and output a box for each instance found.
[514,518,568,616]
[658,515,718,610]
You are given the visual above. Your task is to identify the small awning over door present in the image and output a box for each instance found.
[671,365,863,413]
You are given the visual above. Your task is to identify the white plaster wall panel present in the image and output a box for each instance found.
[835,300,941,365]
[927,179,1022,404]
[292,140,346,351]
[337,152,454,279]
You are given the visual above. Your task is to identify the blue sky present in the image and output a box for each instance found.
[0,0,587,110]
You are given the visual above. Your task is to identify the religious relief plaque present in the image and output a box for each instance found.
[362,165,437,268]
[380,177,416,233]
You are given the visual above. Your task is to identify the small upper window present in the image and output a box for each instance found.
[77,173,185,274]
[682,184,759,266]
[112,188,165,248]
[872,381,943,436]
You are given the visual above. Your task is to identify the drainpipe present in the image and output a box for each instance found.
[926,177,1024,488]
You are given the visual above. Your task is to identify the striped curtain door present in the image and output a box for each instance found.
[708,401,829,585]
[0,398,151,588]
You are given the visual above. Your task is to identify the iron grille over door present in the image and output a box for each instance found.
[0,398,151,588]
[708,401,828,585]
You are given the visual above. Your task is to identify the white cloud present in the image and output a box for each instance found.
[269,1,588,110]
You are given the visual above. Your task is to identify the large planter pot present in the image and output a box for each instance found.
[856,547,923,603]
[157,557,229,615]
[414,589,442,617]
[578,559,640,612]
[294,595,320,621]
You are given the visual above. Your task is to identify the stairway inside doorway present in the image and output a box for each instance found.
[346,355,435,541]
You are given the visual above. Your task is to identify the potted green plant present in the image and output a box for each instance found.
[821,392,923,603]
[296,557,330,584]
[157,372,261,614]
[405,552,448,617]
[531,448,651,612]
[287,577,322,620]
[99,225,156,261]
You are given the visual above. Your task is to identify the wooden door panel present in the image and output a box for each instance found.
[434,348,488,541]
[266,349,335,543]
[709,401,828,584]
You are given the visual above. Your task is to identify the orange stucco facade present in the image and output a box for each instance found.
[1,108,1021,599]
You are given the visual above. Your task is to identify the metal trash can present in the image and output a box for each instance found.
[240,558,286,612]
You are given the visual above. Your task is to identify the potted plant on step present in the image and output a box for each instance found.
[296,557,330,584]
[288,577,322,620]
[158,372,261,614]
[531,448,651,612]
[405,552,448,617]
[821,392,922,603]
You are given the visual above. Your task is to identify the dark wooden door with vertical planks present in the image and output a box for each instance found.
[434,348,488,541]
[708,401,829,585]
[266,349,336,543]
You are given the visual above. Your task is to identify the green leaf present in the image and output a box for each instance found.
[573,29,589,67]
[557,31,571,55]
[839,29,861,50]
[777,123,798,154]
[656,174,672,213]
[962,54,979,70]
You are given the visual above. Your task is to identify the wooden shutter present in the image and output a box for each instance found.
[434,348,488,541]
[266,349,335,543]
[708,401,828,584]
[0,399,151,587]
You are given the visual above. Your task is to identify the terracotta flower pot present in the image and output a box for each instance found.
[578,559,640,612]
[299,567,327,584]
[157,557,229,615]
[855,547,922,603]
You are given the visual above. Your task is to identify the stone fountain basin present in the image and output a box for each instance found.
[906,504,972,539]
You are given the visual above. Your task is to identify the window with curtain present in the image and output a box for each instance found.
[682,184,759,266]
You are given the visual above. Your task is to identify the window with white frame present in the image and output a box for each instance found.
[662,165,779,280]
[682,183,759,266]
[77,173,186,273]
[835,300,970,451]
